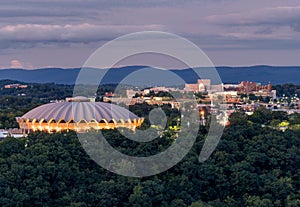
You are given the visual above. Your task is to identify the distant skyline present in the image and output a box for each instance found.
[1,0,300,69]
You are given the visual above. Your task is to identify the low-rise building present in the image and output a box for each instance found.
[4,83,28,89]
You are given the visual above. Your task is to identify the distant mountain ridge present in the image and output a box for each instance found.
[0,65,299,85]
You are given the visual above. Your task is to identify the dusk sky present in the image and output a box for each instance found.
[1,0,300,69]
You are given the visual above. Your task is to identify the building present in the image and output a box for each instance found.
[0,129,24,139]
[16,97,144,133]
[4,84,28,89]
[238,81,272,94]
[184,79,211,92]
[224,81,275,98]
[126,89,141,98]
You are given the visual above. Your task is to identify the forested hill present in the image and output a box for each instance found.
[1,65,300,85]
[0,110,300,206]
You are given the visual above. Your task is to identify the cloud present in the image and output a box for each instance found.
[206,5,300,31]
[0,0,190,20]
[1,0,300,67]
[10,59,23,68]
[204,5,300,44]
[0,23,165,47]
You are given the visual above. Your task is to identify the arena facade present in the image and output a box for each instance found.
[16,97,144,133]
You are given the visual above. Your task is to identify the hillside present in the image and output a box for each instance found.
[0,66,300,85]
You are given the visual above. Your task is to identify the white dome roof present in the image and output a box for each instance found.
[22,102,139,122]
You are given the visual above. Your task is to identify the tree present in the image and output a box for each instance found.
[189,201,212,207]
[170,199,187,207]
[245,196,273,207]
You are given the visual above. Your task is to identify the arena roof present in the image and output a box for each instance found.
[21,102,139,122]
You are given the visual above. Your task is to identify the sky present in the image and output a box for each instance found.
[1,0,300,69]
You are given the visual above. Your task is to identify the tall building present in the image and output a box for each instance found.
[184,79,211,92]
[239,81,272,94]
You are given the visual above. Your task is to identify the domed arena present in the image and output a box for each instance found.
[16,97,144,133]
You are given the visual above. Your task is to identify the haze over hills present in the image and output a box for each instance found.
[0,65,299,85]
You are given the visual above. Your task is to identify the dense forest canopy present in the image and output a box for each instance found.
[0,111,299,206]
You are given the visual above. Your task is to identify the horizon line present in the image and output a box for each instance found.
[2,64,300,70]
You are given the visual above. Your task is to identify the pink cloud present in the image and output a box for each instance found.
[10,59,23,68]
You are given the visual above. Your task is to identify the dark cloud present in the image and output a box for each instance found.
[0,8,84,18]
[254,27,273,35]
[291,23,300,32]
[0,23,164,48]
[207,5,300,31]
